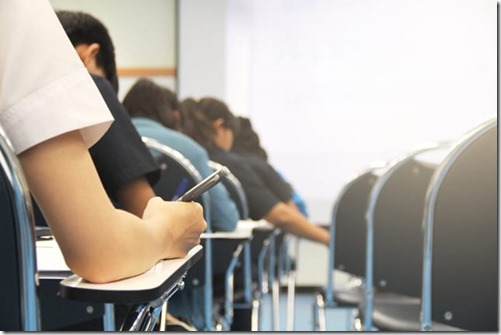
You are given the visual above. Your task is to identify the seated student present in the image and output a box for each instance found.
[182,97,330,246]
[122,78,239,232]
[55,11,159,217]
[122,78,241,330]
[0,0,206,287]
[232,116,309,217]
[50,10,205,331]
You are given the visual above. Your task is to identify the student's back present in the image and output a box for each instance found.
[131,116,239,231]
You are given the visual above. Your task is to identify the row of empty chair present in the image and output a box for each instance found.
[314,117,498,331]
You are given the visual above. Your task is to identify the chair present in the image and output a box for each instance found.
[208,161,285,330]
[360,143,451,331]
[142,136,214,330]
[58,245,203,331]
[143,137,251,331]
[421,118,498,331]
[276,231,300,331]
[313,162,386,331]
[208,160,249,220]
[0,125,40,330]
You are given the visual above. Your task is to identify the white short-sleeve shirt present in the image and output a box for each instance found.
[0,0,113,154]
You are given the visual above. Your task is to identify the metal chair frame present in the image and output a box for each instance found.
[0,125,40,330]
[363,142,449,330]
[313,162,386,331]
[421,118,498,331]
[142,137,214,330]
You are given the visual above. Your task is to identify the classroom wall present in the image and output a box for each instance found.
[49,0,177,99]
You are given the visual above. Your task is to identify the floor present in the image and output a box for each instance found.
[258,287,356,331]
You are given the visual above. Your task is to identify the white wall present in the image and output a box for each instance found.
[223,0,497,224]
[177,0,228,100]
[49,0,177,99]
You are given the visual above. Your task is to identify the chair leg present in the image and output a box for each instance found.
[313,293,327,331]
[159,302,167,331]
[285,236,299,331]
[103,303,115,331]
[286,268,296,331]
[272,277,280,330]
[251,298,260,331]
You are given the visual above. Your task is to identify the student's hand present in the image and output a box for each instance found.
[142,197,207,259]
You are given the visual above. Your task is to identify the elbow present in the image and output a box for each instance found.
[263,202,293,227]
[65,256,125,284]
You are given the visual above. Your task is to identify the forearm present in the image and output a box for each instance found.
[60,209,170,283]
[19,131,169,283]
[263,202,329,245]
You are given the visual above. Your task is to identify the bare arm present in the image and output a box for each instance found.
[263,202,329,246]
[19,130,206,283]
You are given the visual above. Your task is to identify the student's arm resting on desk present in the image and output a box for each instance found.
[263,202,329,246]
[20,130,206,283]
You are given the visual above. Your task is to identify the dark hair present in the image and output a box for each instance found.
[232,116,268,160]
[180,98,214,151]
[198,98,238,132]
[122,78,182,130]
[181,97,238,152]
[56,10,119,93]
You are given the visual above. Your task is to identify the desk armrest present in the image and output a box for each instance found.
[58,245,203,304]
[201,229,252,241]
[237,219,275,232]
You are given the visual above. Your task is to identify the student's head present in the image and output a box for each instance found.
[232,116,268,160]
[122,78,182,130]
[56,10,119,93]
[182,97,238,153]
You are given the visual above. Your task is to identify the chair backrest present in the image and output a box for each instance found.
[0,126,39,330]
[333,167,382,276]
[208,160,249,220]
[324,164,384,304]
[142,137,214,330]
[371,158,436,297]
[142,137,210,219]
[421,118,498,331]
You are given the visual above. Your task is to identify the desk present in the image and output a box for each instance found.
[36,240,203,331]
[198,227,254,330]
[235,219,282,331]
[36,239,71,279]
[236,219,274,232]
[60,246,202,303]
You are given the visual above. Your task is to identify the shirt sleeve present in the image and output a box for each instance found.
[0,0,113,154]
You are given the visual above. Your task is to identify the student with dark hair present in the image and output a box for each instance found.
[122,78,239,232]
[56,10,159,217]
[52,10,206,331]
[233,116,310,217]
[122,77,242,331]
[232,116,269,160]
[0,0,206,286]
[182,97,329,245]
